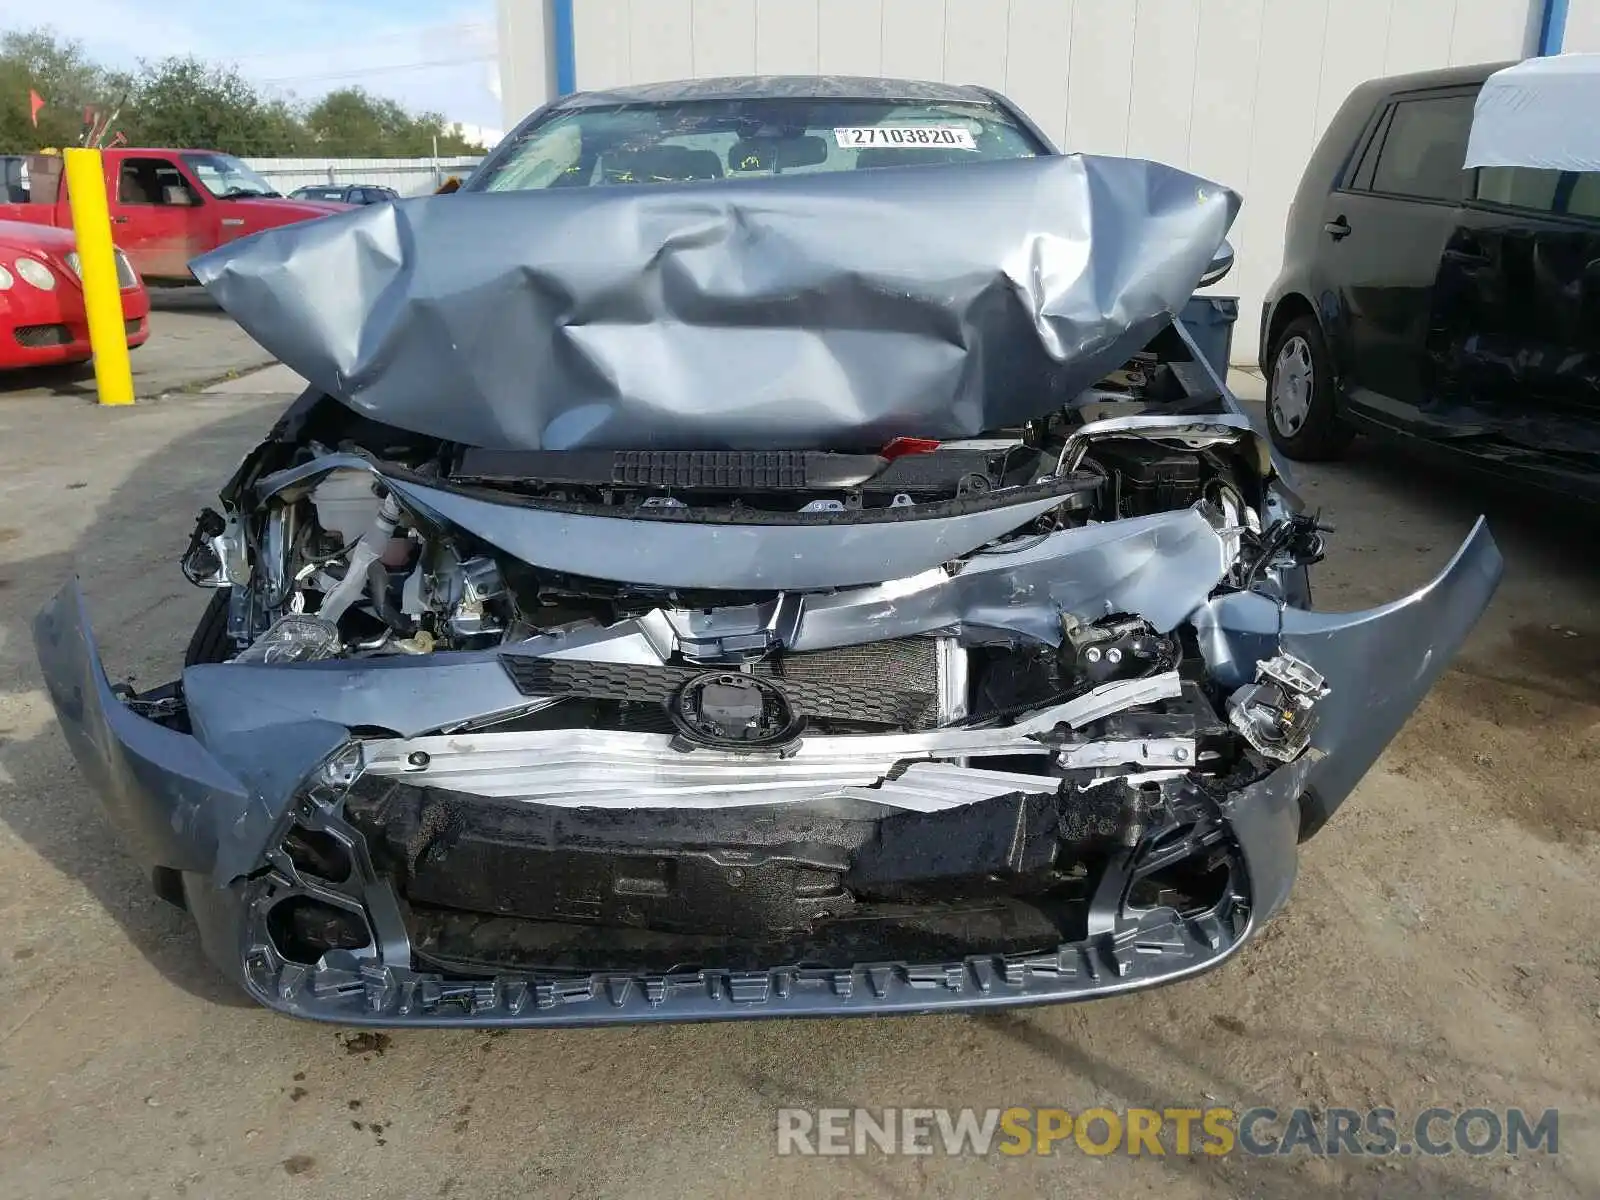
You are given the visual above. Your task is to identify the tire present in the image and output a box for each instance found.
[184,589,234,667]
[1265,315,1354,461]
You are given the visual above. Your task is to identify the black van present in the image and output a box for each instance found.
[1259,62,1600,501]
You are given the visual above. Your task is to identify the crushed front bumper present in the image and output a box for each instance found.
[33,520,1500,1025]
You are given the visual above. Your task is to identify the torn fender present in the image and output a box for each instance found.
[32,583,252,875]
[1198,517,1503,837]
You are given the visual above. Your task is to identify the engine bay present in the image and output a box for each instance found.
[180,341,1321,676]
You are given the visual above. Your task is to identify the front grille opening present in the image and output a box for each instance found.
[266,896,372,965]
[14,323,71,348]
[407,896,1079,977]
[283,825,354,884]
[347,780,1120,976]
[499,636,943,733]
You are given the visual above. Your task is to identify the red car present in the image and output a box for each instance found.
[0,150,351,283]
[0,219,149,368]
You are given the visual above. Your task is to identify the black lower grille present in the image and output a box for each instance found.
[612,450,808,489]
[14,323,71,348]
[501,638,942,730]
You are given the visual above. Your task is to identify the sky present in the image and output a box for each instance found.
[0,0,504,133]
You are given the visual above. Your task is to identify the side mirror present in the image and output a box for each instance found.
[1199,239,1234,289]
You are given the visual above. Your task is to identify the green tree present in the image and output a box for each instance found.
[429,119,487,156]
[304,88,408,156]
[123,57,310,155]
[0,29,485,158]
[0,29,121,151]
[305,88,486,156]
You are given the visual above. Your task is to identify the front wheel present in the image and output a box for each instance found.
[1266,316,1354,461]
[184,589,234,666]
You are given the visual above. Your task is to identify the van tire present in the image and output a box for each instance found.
[1266,316,1354,461]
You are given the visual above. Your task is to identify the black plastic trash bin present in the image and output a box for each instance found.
[1180,295,1239,379]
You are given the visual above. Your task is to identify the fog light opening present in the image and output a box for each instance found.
[266,896,372,965]
[283,825,354,884]
[1127,853,1231,916]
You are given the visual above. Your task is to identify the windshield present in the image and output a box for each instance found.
[475,97,1042,191]
[182,153,280,199]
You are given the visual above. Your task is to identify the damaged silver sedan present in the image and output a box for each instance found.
[35,78,1500,1025]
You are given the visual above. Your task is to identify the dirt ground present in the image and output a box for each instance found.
[0,376,1596,1199]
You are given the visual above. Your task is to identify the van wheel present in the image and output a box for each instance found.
[1267,316,1353,461]
[184,590,235,667]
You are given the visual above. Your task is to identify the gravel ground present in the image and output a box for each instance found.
[0,379,1595,1199]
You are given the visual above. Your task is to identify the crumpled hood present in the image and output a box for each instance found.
[192,154,1238,452]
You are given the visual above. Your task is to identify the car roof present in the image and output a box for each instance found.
[1361,60,1513,99]
[553,74,997,109]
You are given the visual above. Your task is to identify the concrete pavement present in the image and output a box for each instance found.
[203,362,306,394]
[0,291,276,401]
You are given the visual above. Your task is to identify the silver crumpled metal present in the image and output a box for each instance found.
[192,154,1238,452]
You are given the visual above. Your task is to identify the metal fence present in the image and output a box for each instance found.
[241,156,485,197]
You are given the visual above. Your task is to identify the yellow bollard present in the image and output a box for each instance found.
[63,148,134,405]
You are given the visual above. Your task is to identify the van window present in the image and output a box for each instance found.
[1565,173,1600,220]
[1473,166,1600,220]
[1347,107,1394,191]
[1475,166,1560,212]
[1371,94,1475,202]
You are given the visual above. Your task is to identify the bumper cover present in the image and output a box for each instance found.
[33,520,1501,1025]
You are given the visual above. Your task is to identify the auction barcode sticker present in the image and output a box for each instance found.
[833,126,977,150]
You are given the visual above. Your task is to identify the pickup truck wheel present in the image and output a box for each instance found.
[1267,316,1353,461]
[184,590,234,667]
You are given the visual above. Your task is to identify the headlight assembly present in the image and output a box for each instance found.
[14,256,56,290]
[65,250,138,289]
[113,249,139,289]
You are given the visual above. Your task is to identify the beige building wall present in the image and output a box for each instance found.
[1563,0,1600,51]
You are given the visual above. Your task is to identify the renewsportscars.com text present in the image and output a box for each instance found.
[776,1106,1559,1158]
